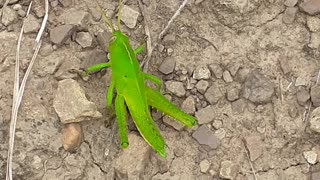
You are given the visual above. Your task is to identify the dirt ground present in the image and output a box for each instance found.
[1,0,320,179]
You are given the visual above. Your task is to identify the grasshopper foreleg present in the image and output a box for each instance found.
[85,62,111,75]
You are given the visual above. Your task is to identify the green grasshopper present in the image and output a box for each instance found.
[85,0,196,158]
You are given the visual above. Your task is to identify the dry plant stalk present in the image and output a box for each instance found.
[6,0,49,180]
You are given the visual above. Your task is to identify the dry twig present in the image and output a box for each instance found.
[242,139,258,180]
[138,0,189,71]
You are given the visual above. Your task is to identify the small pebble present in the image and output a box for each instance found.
[162,34,176,46]
[209,64,223,79]
[227,62,241,76]
[219,161,239,180]
[195,105,214,124]
[303,150,318,164]
[181,96,196,115]
[307,16,320,32]
[163,116,184,131]
[284,0,298,7]
[50,25,75,45]
[24,14,40,33]
[244,135,263,161]
[310,107,320,133]
[1,7,17,26]
[199,159,210,173]
[195,80,209,94]
[212,119,223,129]
[76,32,94,48]
[295,77,308,87]
[192,125,220,149]
[120,5,140,29]
[311,86,320,107]
[296,87,310,105]
[282,7,298,24]
[165,81,186,97]
[63,123,82,151]
[193,65,211,80]
[204,84,224,105]
[159,57,176,75]
[223,70,233,83]
[299,0,320,15]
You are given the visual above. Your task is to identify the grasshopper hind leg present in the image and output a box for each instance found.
[115,94,129,148]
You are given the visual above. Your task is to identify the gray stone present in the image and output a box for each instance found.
[89,7,101,22]
[212,119,223,129]
[236,68,250,83]
[219,161,239,180]
[310,107,320,133]
[39,43,54,57]
[227,62,241,76]
[50,25,75,45]
[76,32,94,48]
[311,86,320,107]
[226,84,240,102]
[288,104,299,118]
[165,81,186,97]
[299,0,320,15]
[303,150,318,164]
[50,0,59,7]
[242,71,274,104]
[283,7,298,24]
[223,70,233,83]
[62,9,90,29]
[196,80,209,94]
[295,77,308,86]
[193,65,211,80]
[163,116,184,131]
[195,106,214,124]
[199,159,210,173]
[162,34,176,46]
[309,32,320,49]
[296,87,310,105]
[12,4,22,11]
[279,56,291,74]
[159,57,176,75]
[17,9,26,17]
[312,171,320,180]
[209,63,223,79]
[181,96,196,115]
[54,51,81,80]
[192,125,220,149]
[284,0,298,7]
[307,16,320,32]
[23,14,40,33]
[231,99,247,114]
[244,135,263,161]
[114,133,150,179]
[96,30,112,50]
[33,0,45,18]
[53,79,102,123]
[59,0,73,7]
[120,5,140,29]
[1,7,17,26]
[205,84,224,105]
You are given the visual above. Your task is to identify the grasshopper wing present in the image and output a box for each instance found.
[124,94,166,158]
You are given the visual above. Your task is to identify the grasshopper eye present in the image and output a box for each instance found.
[109,36,117,43]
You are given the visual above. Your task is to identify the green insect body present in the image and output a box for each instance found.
[86,1,196,158]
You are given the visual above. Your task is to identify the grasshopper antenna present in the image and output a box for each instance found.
[117,0,122,31]
[95,0,115,32]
